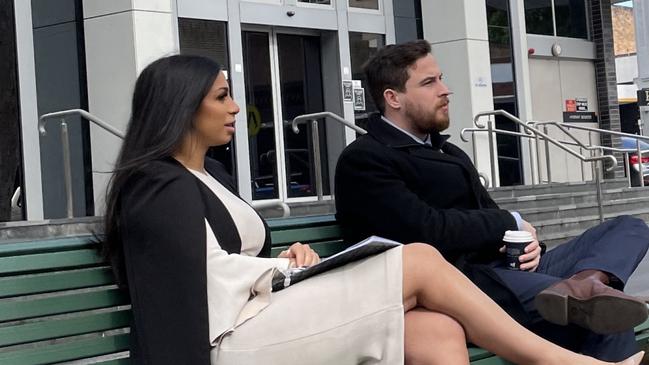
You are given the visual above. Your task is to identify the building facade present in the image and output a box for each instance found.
[2,0,640,221]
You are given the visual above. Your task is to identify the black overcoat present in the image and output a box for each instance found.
[335,113,529,323]
[117,157,271,365]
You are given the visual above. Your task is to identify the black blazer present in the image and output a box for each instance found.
[118,157,271,365]
[335,113,529,323]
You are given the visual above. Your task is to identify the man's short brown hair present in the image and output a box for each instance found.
[363,39,432,114]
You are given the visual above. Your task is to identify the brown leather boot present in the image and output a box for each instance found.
[535,270,648,334]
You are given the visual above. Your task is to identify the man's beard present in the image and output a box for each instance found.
[405,100,450,134]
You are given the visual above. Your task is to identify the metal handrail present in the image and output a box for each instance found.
[292,112,367,135]
[292,112,367,201]
[465,110,620,223]
[39,109,124,218]
[529,121,649,187]
[251,200,290,218]
[472,110,617,171]
[39,109,125,139]
[39,109,291,218]
[11,187,21,209]
[530,121,649,142]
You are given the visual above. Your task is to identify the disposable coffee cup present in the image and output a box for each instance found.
[502,230,533,270]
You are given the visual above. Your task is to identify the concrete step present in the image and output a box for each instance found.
[495,187,649,211]
[535,209,649,247]
[0,216,101,242]
[256,200,335,219]
[487,179,629,199]
[515,196,649,222]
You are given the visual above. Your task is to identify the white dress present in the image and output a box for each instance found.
[188,169,405,365]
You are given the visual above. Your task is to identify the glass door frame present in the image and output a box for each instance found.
[242,25,330,203]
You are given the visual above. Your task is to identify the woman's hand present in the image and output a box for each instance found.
[278,242,321,268]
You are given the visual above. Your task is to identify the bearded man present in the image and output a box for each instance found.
[334,39,649,361]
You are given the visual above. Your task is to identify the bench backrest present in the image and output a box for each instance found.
[0,236,130,364]
[0,215,342,364]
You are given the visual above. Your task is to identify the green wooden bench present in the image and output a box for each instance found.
[0,215,647,364]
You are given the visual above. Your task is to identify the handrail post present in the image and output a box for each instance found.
[595,162,604,223]
[60,119,74,218]
[580,147,586,182]
[534,126,543,183]
[624,152,632,187]
[637,139,645,187]
[311,120,323,201]
[528,136,536,185]
[487,119,497,187]
[544,125,552,183]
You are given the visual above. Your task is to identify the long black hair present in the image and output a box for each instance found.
[102,55,223,285]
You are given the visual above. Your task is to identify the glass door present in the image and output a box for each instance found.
[242,29,329,201]
[487,0,523,186]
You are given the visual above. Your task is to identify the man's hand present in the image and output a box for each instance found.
[498,219,541,271]
[519,220,541,271]
[278,242,320,268]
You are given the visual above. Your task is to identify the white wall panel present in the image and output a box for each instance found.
[177,0,228,21]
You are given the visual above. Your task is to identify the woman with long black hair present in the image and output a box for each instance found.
[102,54,643,365]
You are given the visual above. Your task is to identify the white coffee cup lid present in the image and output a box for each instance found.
[503,230,533,243]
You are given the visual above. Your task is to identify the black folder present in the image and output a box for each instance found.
[272,236,401,292]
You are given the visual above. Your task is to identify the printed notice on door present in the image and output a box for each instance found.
[343,81,353,102]
[353,88,366,111]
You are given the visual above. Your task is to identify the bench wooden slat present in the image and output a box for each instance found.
[470,356,513,365]
[0,267,114,298]
[636,312,649,333]
[270,225,342,246]
[468,347,494,362]
[0,288,128,322]
[0,333,130,365]
[266,214,336,229]
[0,249,103,275]
[0,237,93,257]
[0,310,130,347]
[637,330,649,343]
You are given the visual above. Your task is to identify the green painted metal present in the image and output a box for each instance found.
[270,225,342,245]
[0,267,113,298]
[0,310,131,347]
[0,288,128,322]
[468,346,493,362]
[266,214,336,228]
[470,356,513,365]
[0,249,103,275]
[0,333,130,365]
[0,236,94,257]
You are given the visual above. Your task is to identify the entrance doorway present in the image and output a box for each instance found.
[242,29,329,201]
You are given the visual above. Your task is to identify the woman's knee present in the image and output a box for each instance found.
[405,310,467,364]
[403,243,445,267]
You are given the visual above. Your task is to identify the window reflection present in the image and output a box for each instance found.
[554,0,588,39]
[179,19,236,177]
[524,0,588,39]
[487,0,515,98]
[524,0,554,36]
[298,0,332,4]
[349,32,384,131]
[349,0,379,10]
[487,0,523,186]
